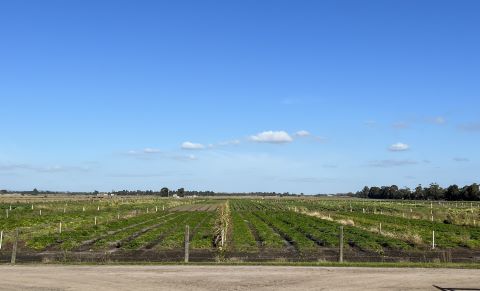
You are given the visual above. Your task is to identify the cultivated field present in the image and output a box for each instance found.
[0,196,479,264]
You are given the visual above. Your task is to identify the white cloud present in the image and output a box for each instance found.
[432,117,446,125]
[173,154,198,161]
[295,130,310,137]
[0,163,90,173]
[389,142,410,152]
[249,131,293,144]
[143,148,161,154]
[181,141,206,150]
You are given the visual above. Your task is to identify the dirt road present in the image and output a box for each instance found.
[0,265,478,290]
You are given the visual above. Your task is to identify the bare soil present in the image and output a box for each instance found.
[0,265,479,290]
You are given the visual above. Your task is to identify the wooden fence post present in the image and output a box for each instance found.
[184,225,190,263]
[221,229,225,247]
[432,230,435,249]
[0,230,3,250]
[339,226,344,263]
[11,228,19,264]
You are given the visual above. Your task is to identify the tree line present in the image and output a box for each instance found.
[356,183,480,201]
[0,188,302,197]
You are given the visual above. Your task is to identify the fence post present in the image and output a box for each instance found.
[221,229,225,247]
[184,225,190,263]
[59,222,62,234]
[432,230,435,249]
[0,230,3,250]
[11,228,19,264]
[339,226,344,263]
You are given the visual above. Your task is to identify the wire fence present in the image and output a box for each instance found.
[1,227,479,264]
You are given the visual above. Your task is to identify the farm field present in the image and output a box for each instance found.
[0,195,479,264]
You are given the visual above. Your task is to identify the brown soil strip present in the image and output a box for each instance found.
[239,213,264,251]
[142,213,201,250]
[141,213,186,250]
[110,213,181,250]
[278,217,327,247]
[47,213,174,252]
[252,213,299,254]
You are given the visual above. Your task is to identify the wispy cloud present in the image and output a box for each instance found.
[369,159,418,168]
[143,148,161,154]
[388,142,410,152]
[284,177,335,183]
[364,120,377,128]
[0,163,31,171]
[392,122,409,129]
[0,163,90,173]
[453,157,470,162]
[295,130,310,137]
[429,116,446,125]
[249,131,293,144]
[172,154,198,161]
[218,139,241,146]
[458,123,480,132]
[108,173,173,178]
[322,164,338,168]
[181,141,206,150]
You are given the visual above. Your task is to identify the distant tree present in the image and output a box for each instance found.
[177,188,185,197]
[414,185,424,200]
[358,182,479,201]
[160,187,169,197]
[397,187,411,200]
[425,183,444,200]
[93,190,99,195]
[0,189,7,194]
[368,187,381,199]
[445,185,460,201]
[32,188,39,195]
[465,183,480,201]
[359,186,369,198]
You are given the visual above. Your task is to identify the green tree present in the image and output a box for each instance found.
[445,185,460,201]
[160,187,169,197]
[177,188,185,197]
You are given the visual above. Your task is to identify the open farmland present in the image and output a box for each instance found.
[0,196,479,264]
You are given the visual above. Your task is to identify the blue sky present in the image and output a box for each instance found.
[1,0,479,194]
